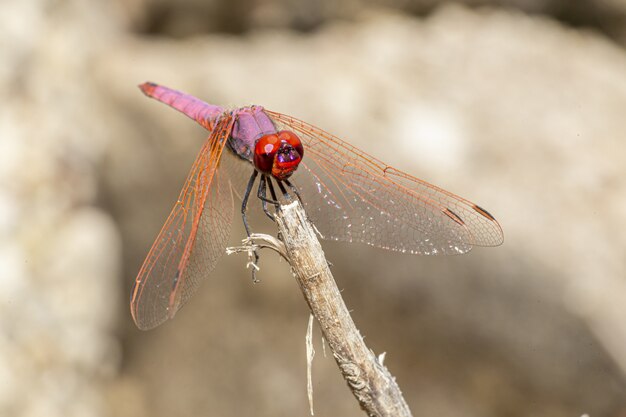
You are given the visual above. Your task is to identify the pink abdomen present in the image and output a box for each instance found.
[139,82,224,131]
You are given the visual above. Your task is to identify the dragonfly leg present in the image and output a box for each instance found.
[242,170,260,282]
[241,170,259,237]
[257,175,276,221]
[284,179,303,204]
[276,180,291,200]
[266,177,280,208]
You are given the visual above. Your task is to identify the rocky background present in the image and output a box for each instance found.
[2,0,626,416]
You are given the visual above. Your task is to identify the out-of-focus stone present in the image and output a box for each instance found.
[0,1,123,417]
[4,0,626,416]
[129,0,626,46]
[100,4,626,417]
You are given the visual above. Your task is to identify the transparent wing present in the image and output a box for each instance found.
[266,110,503,255]
[131,115,235,330]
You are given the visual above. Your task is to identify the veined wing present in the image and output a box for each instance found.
[266,110,503,255]
[131,115,235,330]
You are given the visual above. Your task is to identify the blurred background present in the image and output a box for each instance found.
[2,0,626,416]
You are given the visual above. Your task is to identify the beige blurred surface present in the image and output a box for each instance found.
[2,1,626,416]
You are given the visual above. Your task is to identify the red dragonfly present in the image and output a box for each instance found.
[131,82,503,330]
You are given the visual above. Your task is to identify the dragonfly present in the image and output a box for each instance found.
[131,82,504,330]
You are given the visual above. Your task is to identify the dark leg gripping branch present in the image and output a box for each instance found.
[240,170,302,282]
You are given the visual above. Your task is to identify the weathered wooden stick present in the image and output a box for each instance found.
[275,200,413,417]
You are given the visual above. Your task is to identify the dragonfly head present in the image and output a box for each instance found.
[254,131,304,180]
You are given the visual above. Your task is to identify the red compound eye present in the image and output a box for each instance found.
[278,131,303,159]
[254,131,304,180]
[254,134,281,173]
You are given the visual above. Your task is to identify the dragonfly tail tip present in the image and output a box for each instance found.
[138,82,158,97]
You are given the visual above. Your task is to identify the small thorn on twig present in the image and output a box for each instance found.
[311,222,324,240]
[226,233,289,261]
[247,260,261,283]
[246,261,260,272]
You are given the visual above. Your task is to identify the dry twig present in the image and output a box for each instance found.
[228,200,412,415]
[275,201,412,417]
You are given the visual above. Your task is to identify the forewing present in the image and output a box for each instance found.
[266,110,503,255]
[131,115,235,330]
